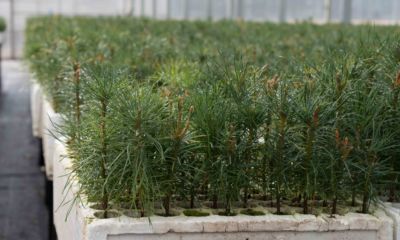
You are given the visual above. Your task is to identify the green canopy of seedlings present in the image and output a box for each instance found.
[0,17,6,32]
[25,16,400,217]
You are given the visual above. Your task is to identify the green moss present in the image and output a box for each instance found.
[240,209,265,216]
[183,209,210,217]
[218,211,238,216]
[94,210,121,219]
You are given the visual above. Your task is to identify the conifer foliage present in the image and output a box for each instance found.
[25,17,400,217]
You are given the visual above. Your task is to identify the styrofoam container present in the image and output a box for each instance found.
[382,202,400,240]
[31,82,43,138]
[42,97,63,180]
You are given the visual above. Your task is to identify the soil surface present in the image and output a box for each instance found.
[0,61,50,240]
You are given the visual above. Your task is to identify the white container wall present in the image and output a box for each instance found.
[41,97,63,180]
[383,202,400,240]
[30,81,43,138]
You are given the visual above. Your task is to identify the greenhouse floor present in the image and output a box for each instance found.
[0,61,50,240]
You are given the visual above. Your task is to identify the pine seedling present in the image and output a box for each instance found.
[330,70,349,215]
[291,70,335,214]
[368,37,400,202]
[346,78,395,213]
[60,61,83,143]
[331,131,352,215]
[190,86,232,209]
[159,95,196,216]
[73,63,82,126]
[263,75,294,215]
[74,65,124,217]
[317,59,354,216]
[258,65,274,202]
[110,84,166,217]
[215,124,245,216]
[182,153,204,209]
[218,57,268,208]
[386,71,400,202]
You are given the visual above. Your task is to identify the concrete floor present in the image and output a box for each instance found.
[0,61,49,240]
